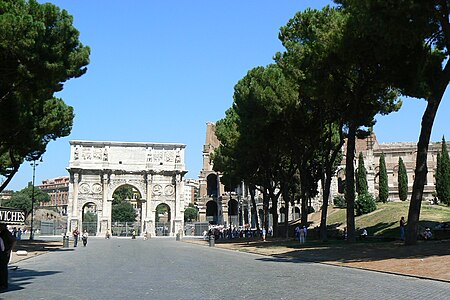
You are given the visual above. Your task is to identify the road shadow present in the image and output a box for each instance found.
[1,268,62,293]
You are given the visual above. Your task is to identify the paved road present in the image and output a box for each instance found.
[2,237,449,299]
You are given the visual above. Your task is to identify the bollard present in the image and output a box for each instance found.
[63,236,69,248]
[209,235,215,247]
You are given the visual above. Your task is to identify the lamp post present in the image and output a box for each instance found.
[30,157,42,240]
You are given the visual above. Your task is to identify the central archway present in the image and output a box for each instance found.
[111,185,142,237]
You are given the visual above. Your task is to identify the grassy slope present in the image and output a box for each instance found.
[310,202,450,238]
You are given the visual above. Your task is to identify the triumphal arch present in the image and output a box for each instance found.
[66,140,187,237]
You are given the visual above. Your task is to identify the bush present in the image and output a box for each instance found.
[333,195,347,208]
[355,193,377,216]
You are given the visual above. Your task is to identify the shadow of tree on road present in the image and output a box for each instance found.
[4,268,62,293]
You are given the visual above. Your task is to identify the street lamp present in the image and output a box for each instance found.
[30,156,43,240]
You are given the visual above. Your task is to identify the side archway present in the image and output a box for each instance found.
[82,202,98,236]
[155,203,171,236]
[228,199,239,226]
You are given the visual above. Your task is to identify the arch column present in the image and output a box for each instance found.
[100,173,111,236]
[68,172,81,233]
[173,173,183,236]
[144,174,154,237]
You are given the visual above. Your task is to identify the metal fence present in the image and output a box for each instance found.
[184,222,209,236]
[82,221,98,236]
[40,220,67,236]
[111,222,140,237]
[154,222,171,236]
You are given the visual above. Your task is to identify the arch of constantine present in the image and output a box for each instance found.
[66,140,187,237]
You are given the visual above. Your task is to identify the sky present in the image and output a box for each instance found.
[6,0,450,191]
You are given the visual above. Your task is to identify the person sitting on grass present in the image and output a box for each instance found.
[360,228,368,240]
[423,228,433,240]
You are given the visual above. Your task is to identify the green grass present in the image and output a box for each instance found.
[317,202,450,238]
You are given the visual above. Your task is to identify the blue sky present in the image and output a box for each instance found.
[7,0,450,191]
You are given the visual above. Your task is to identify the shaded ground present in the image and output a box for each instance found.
[185,238,450,282]
[10,239,63,264]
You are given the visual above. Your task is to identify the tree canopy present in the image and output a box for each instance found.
[211,1,448,245]
[2,183,50,216]
[0,0,90,192]
[278,5,400,242]
[111,201,136,223]
[398,157,408,201]
[378,153,389,203]
[356,152,368,196]
[336,0,450,245]
[184,207,197,222]
[436,137,450,205]
[112,185,137,223]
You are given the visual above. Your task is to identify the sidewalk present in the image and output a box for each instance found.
[184,238,450,282]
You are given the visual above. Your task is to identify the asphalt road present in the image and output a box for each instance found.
[2,237,449,299]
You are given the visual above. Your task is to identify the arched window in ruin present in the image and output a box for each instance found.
[206,174,218,197]
[206,200,218,224]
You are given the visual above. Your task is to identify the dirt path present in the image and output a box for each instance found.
[10,240,63,264]
[185,238,450,282]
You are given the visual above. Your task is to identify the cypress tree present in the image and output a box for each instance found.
[436,136,450,205]
[355,153,377,215]
[357,152,368,195]
[436,152,442,201]
[379,153,389,203]
[398,157,408,201]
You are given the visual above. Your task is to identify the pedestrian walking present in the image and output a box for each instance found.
[0,235,6,290]
[302,226,308,243]
[295,226,301,242]
[0,224,16,290]
[299,226,305,244]
[400,216,406,241]
[82,230,88,247]
[73,227,80,247]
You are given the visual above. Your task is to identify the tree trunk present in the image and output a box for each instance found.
[263,191,269,235]
[301,193,308,228]
[406,98,443,244]
[0,150,20,193]
[320,165,333,242]
[270,191,279,238]
[345,124,357,242]
[0,164,19,193]
[282,185,290,239]
[249,184,260,232]
[406,58,450,244]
